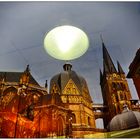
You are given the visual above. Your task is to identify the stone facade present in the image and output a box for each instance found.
[0,65,72,138]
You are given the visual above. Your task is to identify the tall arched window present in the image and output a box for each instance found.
[71,113,76,123]
[88,116,91,126]
[57,116,64,136]
[112,82,116,90]
[2,87,17,111]
[117,83,121,90]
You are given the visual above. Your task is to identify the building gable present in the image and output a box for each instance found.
[62,79,80,95]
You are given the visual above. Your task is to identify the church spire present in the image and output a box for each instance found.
[101,35,117,74]
[117,61,125,74]
[103,60,110,74]
[25,64,30,73]
[100,69,103,83]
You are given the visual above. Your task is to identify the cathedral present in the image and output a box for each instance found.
[0,41,140,138]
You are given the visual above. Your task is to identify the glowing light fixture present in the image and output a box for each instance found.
[44,25,89,60]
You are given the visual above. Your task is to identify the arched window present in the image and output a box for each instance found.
[3,87,17,95]
[120,83,123,90]
[121,83,126,90]
[115,94,119,102]
[57,116,64,136]
[120,92,124,100]
[2,87,17,112]
[112,82,116,90]
[116,83,121,90]
[71,113,76,123]
[88,116,91,126]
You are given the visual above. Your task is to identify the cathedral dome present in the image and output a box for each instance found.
[50,63,92,102]
[108,105,140,131]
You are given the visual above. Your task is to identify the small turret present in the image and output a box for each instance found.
[20,65,30,85]
[1,72,6,83]
[63,63,72,71]
[45,80,48,88]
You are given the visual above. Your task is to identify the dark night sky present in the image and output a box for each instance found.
[0,2,140,104]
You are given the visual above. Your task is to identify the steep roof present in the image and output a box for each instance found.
[102,42,117,73]
[0,71,39,86]
[50,70,85,93]
[50,63,92,102]
[100,69,103,83]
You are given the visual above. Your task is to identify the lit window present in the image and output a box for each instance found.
[71,113,76,123]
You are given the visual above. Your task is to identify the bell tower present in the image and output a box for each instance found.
[100,39,132,128]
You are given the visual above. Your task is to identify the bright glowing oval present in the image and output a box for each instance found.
[44,25,89,60]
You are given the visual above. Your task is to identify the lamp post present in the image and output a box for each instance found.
[65,116,72,138]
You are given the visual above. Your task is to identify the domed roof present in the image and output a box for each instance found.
[50,63,92,101]
[108,105,140,131]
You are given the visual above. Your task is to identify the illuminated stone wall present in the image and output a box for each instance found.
[0,66,72,138]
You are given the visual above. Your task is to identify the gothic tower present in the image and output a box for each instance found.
[100,40,132,128]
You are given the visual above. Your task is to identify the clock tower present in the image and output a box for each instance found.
[100,40,132,128]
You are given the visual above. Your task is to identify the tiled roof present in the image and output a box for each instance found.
[50,70,92,102]
[50,70,84,93]
[0,71,39,86]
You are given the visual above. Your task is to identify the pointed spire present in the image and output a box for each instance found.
[100,69,103,82]
[45,80,48,88]
[100,34,104,44]
[25,64,30,74]
[20,65,30,85]
[103,61,110,74]
[101,35,117,74]
[2,72,6,82]
[100,34,106,50]
[117,61,125,74]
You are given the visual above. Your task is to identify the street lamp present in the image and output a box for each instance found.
[68,117,73,138]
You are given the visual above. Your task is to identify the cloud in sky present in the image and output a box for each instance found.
[0,2,140,103]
